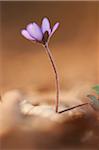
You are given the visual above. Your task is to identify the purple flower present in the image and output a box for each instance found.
[21,17,59,45]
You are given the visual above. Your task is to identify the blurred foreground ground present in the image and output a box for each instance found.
[0,90,99,150]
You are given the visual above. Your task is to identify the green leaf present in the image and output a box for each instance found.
[87,95,99,111]
[92,84,99,95]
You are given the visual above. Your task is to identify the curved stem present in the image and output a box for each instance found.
[44,43,60,113]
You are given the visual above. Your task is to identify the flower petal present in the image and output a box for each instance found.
[50,22,59,37]
[27,23,43,41]
[41,17,51,35]
[21,29,35,40]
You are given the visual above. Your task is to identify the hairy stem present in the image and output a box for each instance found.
[44,43,60,113]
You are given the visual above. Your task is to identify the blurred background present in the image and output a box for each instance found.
[0,1,99,150]
[0,1,99,93]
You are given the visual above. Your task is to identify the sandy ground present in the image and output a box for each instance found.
[0,90,99,150]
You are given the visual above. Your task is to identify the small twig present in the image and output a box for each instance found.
[58,103,89,114]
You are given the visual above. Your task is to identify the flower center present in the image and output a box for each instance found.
[42,31,49,45]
